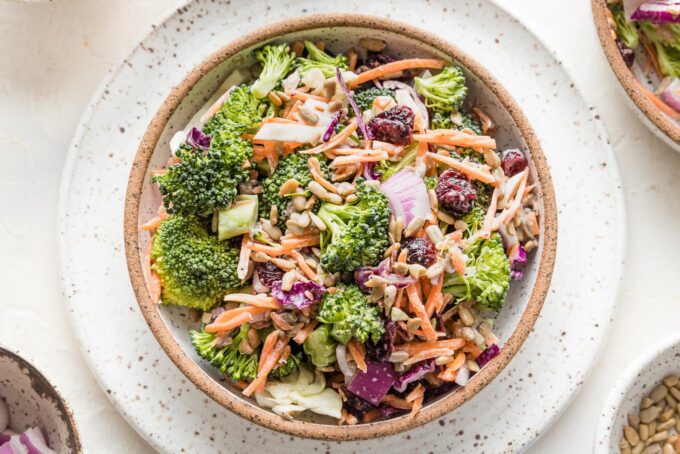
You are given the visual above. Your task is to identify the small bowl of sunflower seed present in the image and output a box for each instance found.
[596,334,680,454]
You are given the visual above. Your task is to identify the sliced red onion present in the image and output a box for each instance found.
[0,435,9,445]
[380,169,431,226]
[362,162,380,181]
[335,344,356,380]
[271,280,326,310]
[1,436,27,454]
[186,127,212,150]
[631,1,680,23]
[382,80,429,126]
[335,67,373,140]
[454,364,471,387]
[661,78,680,112]
[322,111,343,142]
[624,0,646,18]
[20,427,54,454]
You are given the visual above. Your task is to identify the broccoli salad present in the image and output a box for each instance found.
[142,38,541,423]
[607,1,680,119]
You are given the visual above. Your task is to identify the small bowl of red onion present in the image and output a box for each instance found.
[592,0,680,151]
[0,346,81,453]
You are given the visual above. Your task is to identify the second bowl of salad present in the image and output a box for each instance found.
[124,13,557,440]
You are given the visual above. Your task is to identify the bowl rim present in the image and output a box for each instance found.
[0,345,82,453]
[591,0,680,145]
[594,332,680,453]
[123,12,558,441]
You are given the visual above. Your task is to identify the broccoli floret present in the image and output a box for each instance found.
[202,84,263,136]
[442,234,510,312]
[296,41,349,78]
[317,180,390,273]
[431,112,482,135]
[259,153,329,229]
[191,324,299,381]
[612,5,639,49]
[250,44,296,99]
[640,22,680,77]
[424,176,438,191]
[352,87,397,113]
[317,284,384,344]
[378,142,419,181]
[151,215,240,311]
[460,205,485,238]
[414,65,468,113]
[303,324,338,367]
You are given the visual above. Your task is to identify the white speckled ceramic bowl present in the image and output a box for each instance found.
[0,346,80,453]
[123,13,557,440]
[595,333,680,453]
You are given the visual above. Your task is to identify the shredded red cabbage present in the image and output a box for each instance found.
[323,111,343,142]
[186,127,212,150]
[393,359,435,393]
[271,280,326,310]
[631,1,680,23]
[362,162,380,181]
[335,67,373,139]
[354,258,415,293]
[476,344,500,368]
[347,361,397,406]
[510,244,527,281]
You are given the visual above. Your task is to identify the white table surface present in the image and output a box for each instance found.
[0,0,678,452]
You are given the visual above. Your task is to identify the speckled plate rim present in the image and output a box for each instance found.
[594,332,680,453]
[122,13,557,441]
[591,0,680,150]
[0,345,82,453]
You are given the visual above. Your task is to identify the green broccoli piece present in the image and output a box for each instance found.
[431,112,482,135]
[259,153,329,229]
[202,84,263,136]
[191,324,299,382]
[250,44,296,99]
[151,215,240,311]
[460,205,485,238]
[640,22,680,77]
[442,234,510,312]
[378,142,419,181]
[414,65,468,113]
[317,284,384,344]
[303,324,338,367]
[296,41,349,78]
[612,5,639,49]
[317,180,390,273]
[352,87,397,113]
[424,176,438,191]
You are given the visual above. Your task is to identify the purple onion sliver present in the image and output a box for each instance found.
[271,280,326,310]
[335,66,373,140]
[186,127,212,150]
[476,344,500,368]
[323,111,343,142]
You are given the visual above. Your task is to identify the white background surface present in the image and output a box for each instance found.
[0,0,678,452]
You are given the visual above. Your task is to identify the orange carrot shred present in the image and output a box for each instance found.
[348,59,447,88]
[406,284,437,341]
[347,339,367,373]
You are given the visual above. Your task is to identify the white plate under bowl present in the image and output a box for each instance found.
[57,0,625,452]
[595,333,680,453]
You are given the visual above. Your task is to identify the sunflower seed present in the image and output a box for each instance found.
[642,445,662,454]
[435,355,454,366]
[629,413,641,430]
[426,261,445,279]
[270,205,279,225]
[625,426,641,446]
[650,431,669,444]
[662,443,674,454]
[404,216,425,237]
[388,351,410,363]
[658,419,676,432]
[336,182,356,196]
[669,387,680,401]
[643,398,656,410]
[323,79,336,98]
[652,385,669,403]
[271,257,296,271]
[642,406,663,424]
[393,261,409,275]
[406,318,422,333]
[390,307,409,321]
[328,99,344,112]
[359,37,386,52]
[640,424,650,442]
[309,212,326,231]
[299,105,319,125]
[252,251,271,263]
[408,263,427,279]
[664,376,679,388]
[459,306,474,327]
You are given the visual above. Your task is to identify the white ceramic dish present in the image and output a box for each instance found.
[595,333,680,453]
[57,0,625,452]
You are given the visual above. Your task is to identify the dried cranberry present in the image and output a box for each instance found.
[435,169,477,217]
[367,105,414,145]
[344,391,376,418]
[365,53,396,68]
[400,237,437,268]
[616,39,635,67]
[255,261,284,288]
[501,149,528,177]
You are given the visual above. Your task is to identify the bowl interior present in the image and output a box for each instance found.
[599,336,680,453]
[0,347,80,452]
[127,16,555,439]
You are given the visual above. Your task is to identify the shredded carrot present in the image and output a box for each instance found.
[410,396,424,417]
[406,383,425,404]
[292,320,319,344]
[632,76,680,121]
[498,169,529,226]
[362,408,382,423]
[372,141,405,156]
[404,347,453,366]
[405,284,437,341]
[348,59,447,88]
[288,250,316,280]
[398,249,408,263]
[462,341,483,360]
[249,243,285,256]
[141,216,164,231]
[425,275,443,318]
[347,339,367,373]
[438,351,466,381]
[261,117,298,125]
[303,119,358,155]
[244,334,289,396]
[448,245,467,276]
[394,288,404,309]
[223,293,280,310]
[283,99,301,119]
[258,329,279,371]
[286,91,329,103]
[394,338,466,355]
[427,152,495,185]
[642,39,662,77]
[331,152,389,167]
[237,235,252,281]
[413,130,496,151]
[281,234,321,250]
[381,394,412,410]
[526,211,540,235]
[149,270,161,302]
[205,311,254,334]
